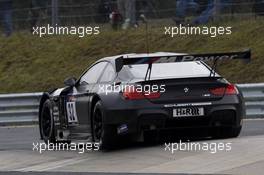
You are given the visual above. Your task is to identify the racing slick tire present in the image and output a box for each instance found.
[40,99,56,144]
[92,101,117,150]
[144,131,159,145]
[212,126,242,139]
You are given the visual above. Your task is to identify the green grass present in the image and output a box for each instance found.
[0,19,264,93]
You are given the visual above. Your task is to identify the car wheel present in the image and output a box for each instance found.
[144,131,159,145]
[40,99,56,144]
[224,126,242,138]
[212,126,242,139]
[92,101,117,150]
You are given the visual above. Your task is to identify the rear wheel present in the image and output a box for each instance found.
[40,99,56,144]
[92,101,117,150]
[144,131,159,145]
[212,126,241,139]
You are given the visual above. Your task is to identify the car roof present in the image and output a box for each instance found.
[97,52,186,64]
[87,52,220,81]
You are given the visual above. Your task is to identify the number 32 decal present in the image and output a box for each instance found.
[66,102,78,123]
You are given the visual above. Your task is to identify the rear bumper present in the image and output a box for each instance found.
[103,95,245,135]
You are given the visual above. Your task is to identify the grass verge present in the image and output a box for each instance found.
[0,19,263,93]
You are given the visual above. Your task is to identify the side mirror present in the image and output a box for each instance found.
[64,77,77,87]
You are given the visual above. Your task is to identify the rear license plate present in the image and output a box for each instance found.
[173,107,204,117]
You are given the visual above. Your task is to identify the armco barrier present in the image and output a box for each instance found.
[0,83,263,125]
[0,92,43,125]
[237,83,264,119]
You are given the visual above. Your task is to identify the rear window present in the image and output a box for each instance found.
[127,62,217,79]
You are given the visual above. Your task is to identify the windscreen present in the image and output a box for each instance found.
[127,61,218,79]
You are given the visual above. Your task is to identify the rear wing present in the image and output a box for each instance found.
[115,50,251,72]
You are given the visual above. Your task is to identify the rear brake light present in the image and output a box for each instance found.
[122,86,161,100]
[225,84,238,95]
[123,90,144,100]
[144,92,161,99]
[210,84,238,96]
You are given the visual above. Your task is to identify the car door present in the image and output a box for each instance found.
[66,61,108,133]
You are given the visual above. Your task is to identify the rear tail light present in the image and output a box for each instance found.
[210,87,225,96]
[225,84,239,95]
[210,84,238,96]
[122,86,161,100]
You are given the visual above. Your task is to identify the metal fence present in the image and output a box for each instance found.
[1,0,264,32]
[0,83,263,125]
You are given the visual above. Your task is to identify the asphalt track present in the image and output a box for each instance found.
[0,119,264,175]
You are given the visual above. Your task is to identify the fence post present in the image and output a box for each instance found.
[51,0,59,26]
[213,0,221,21]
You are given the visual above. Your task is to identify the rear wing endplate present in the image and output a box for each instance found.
[115,50,251,72]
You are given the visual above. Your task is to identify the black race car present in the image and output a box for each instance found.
[39,50,250,149]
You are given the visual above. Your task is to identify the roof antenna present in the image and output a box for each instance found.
[140,14,150,54]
